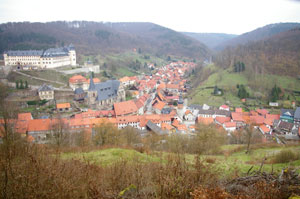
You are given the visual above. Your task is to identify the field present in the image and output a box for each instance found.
[189,65,300,108]
[61,145,300,176]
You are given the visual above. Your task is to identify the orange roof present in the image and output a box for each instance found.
[264,118,273,126]
[185,110,192,115]
[161,123,174,131]
[15,120,29,134]
[116,115,140,124]
[69,118,91,128]
[266,114,280,120]
[231,112,244,122]
[256,109,269,116]
[235,108,243,113]
[215,117,231,124]
[259,125,270,134]
[153,100,166,111]
[119,76,130,82]
[114,100,138,116]
[172,119,180,128]
[18,113,32,121]
[28,119,51,132]
[166,84,179,90]
[250,116,265,125]
[56,103,71,109]
[88,78,100,84]
[69,75,86,83]
[197,117,214,125]
[224,122,237,128]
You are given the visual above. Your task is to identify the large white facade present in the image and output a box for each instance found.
[3,44,76,69]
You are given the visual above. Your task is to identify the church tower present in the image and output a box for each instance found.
[87,75,97,105]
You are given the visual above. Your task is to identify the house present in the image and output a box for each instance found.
[219,105,229,111]
[223,122,237,132]
[184,110,195,121]
[56,103,71,112]
[259,125,271,135]
[197,117,214,125]
[15,113,33,136]
[119,76,131,87]
[116,115,140,129]
[114,100,138,117]
[74,87,85,101]
[87,76,125,109]
[294,107,300,125]
[27,119,54,143]
[280,109,295,123]
[69,75,100,91]
[38,84,54,100]
[215,117,231,126]
[152,100,166,114]
[146,120,166,135]
[275,120,294,134]
[69,75,88,91]
[231,112,245,128]
[256,109,269,116]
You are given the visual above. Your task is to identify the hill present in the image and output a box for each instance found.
[215,28,300,77]
[0,21,210,60]
[182,32,237,49]
[217,22,300,50]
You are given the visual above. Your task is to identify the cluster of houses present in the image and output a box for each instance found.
[1,60,300,143]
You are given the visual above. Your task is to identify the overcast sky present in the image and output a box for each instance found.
[0,0,300,34]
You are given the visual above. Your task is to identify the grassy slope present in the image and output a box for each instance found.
[189,65,300,108]
[61,145,300,176]
[61,148,163,166]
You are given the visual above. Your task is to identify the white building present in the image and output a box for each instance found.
[3,44,76,69]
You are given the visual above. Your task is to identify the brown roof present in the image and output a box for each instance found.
[114,100,138,116]
[197,117,214,125]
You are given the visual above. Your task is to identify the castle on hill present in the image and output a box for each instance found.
[3,44,76,69]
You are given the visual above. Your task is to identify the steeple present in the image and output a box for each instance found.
[88,74,95,91]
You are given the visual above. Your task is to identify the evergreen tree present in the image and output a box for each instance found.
[213,86,219,95]
[270,85,282,102]
[238,84,249,99]
[25,81,28,89]
[16,80,19,89]
[167,56,171,61]
[20,80,24,89]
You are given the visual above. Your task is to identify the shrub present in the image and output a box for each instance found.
[272,149,299,163]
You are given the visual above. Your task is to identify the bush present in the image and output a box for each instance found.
[272,149,299,163]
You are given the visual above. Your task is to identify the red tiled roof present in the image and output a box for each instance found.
[114,100,138,116]
[259,125,270,134]
[231,112,244,122]
[215,117,231,124]
[220,105,229,109]
[266,114,280,120]
[224,122,237,128]
[69,75,86,83]
[250,116,265,125]
[28,119,51,132]
[197,117,214,125]
[18,113,32,121]
[256,109,269,116]
[161,123,174,131]
[235,108,243,113]
[153,100,166,111]
[56,103,71,109]
[88,78,100,84]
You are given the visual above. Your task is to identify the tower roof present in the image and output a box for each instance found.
[88,74,96,91]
